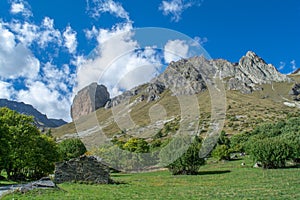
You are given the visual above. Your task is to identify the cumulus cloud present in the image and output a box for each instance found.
[84,25,99,40]
[86,0,130,21]
[39,17,62,48]
[164,39,189,63]
[159,0,201,22]
[10,0,32,18]
[63,26,77,54]
[76,23,162,97]
[0,81,15,99]
[17,80,72,121]
[0,23,40,79]
[0,9,73,121]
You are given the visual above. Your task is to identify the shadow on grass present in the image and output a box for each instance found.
[197,170,231,175]
[111,173,132,178]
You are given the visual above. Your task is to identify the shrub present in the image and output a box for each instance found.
[247,137,291,169]
[123,138,149,153]
[212,145,231,161]
[58,138,87,161]
[159,136,205,175]
[230,132,250,152]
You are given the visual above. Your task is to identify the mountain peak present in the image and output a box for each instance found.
[245,51,258,58]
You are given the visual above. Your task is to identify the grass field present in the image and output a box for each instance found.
[3,157,300,200]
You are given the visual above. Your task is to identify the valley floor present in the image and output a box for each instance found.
[2,156,300,200]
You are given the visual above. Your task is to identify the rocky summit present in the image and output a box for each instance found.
[71,83,110,121]
[72,51,290,115]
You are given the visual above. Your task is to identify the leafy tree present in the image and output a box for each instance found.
[247,137,291,169]
[212,144,231,161]
[0,107,59,180]
[212,131,231,160]
[230,132,249,153]
[58,138,87,161]
[159,136,205,175]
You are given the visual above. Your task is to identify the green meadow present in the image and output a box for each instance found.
[3,157,299,200]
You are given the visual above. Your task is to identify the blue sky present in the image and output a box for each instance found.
[0,0,299,121]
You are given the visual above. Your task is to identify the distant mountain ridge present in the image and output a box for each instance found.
[0,99,66,128]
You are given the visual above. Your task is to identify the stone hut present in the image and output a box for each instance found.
[54,155,112,184]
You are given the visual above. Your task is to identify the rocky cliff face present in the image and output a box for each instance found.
[72,51,292,115]
[71,83,110,121]
[0,99,66,128]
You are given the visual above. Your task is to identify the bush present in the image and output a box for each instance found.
[247,137,291,169]
[212,145,231,161]
[159,136,205,175]
[123,138,149,153]
[58,138,87,161]
[230,132,250,152]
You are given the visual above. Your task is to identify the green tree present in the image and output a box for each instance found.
[58,138,87,161]
[0,107,59,180]
[212,144,231,161]
[159,136,205,175]
[212,131,231,160]
[247,137,291,169]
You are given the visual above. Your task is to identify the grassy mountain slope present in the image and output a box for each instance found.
[52,74,299,149]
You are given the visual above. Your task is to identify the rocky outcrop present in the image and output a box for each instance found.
[71,83,110,120]
[54,155,112,184]
[0,99,66,128]
[152,51,290,95]
[76,51,292,112]
[289,83,300,101]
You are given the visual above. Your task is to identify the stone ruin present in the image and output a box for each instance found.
[54,155,112,184]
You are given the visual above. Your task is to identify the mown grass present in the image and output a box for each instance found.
[3,157,300,200]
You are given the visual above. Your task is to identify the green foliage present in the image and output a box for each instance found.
[0,107,59,180]
[230,132,250,152]
[212,145,231,161]
[58,138,87,161]
[246,137,291,169]
[230,117,300,168]
[123,138,149,153]
[160,136,205,175]
[212,131,231,161]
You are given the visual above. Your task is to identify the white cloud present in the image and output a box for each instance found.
[39,17,62,48]
[164,39,189,63]
[8,17,62,48]
[290,60,297,71]
[0,23,40,79]
[0,81,15,99]
[278,61,285,70]
[63,26,77,54]
[84,25,99,40]
[86,0,130,21]
[76,23,162,97]
[17,80,72,121]
[10,0,32,18]
[159,0,192,22]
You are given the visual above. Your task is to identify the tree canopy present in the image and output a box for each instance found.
[0,107,59,180]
